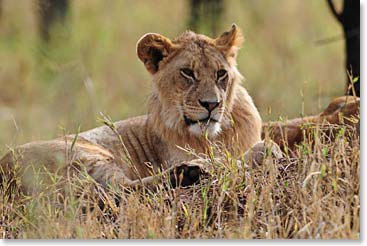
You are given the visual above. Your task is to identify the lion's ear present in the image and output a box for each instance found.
[214,24,244,59]
[137,33,174,74]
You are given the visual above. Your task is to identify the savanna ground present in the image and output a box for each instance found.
[0,0,360,239]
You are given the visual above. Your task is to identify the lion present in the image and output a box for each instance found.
[0,25,360,195]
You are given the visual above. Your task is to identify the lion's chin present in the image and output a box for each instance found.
[188,121,222,138]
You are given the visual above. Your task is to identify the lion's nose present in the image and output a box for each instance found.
[199,99,221,112]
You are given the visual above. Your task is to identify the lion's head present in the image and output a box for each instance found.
[137,25,261,152]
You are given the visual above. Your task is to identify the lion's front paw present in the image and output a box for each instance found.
[169,160,208,188]
[244,140,283,166]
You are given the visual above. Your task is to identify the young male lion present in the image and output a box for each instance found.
[0,25,360,193]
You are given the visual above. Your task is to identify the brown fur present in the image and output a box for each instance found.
[263,96,360,150]
[0,25,360,193]
[0,25,262,192]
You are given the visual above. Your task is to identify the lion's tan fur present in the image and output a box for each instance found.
[0,25,360,193]
[0,25,263,191]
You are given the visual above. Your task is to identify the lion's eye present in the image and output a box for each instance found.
[217,69,228,81]
[180,68,195,81]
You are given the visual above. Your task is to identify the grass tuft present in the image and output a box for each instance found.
[0,122,359,239]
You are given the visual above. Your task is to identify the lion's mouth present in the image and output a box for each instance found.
[184,115,218,126]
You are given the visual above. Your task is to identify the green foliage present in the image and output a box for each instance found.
[0,0,344,149]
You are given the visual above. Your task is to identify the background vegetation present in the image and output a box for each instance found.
[0,0,346,150]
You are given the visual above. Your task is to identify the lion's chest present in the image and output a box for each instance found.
[166,145,196,164]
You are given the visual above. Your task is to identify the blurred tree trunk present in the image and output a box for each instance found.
[0,0,2,22]
[326,0,360,96]
[188,0,223,36]
[37,0,69,41]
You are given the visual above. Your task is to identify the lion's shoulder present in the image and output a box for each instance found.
[79,115,148,145]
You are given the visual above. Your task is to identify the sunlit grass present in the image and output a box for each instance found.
[0,122,359,239]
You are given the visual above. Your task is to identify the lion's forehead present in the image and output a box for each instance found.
[173,45,229,74]
[173,31,213,46]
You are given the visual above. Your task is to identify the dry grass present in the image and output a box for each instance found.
[0,122,360,239]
